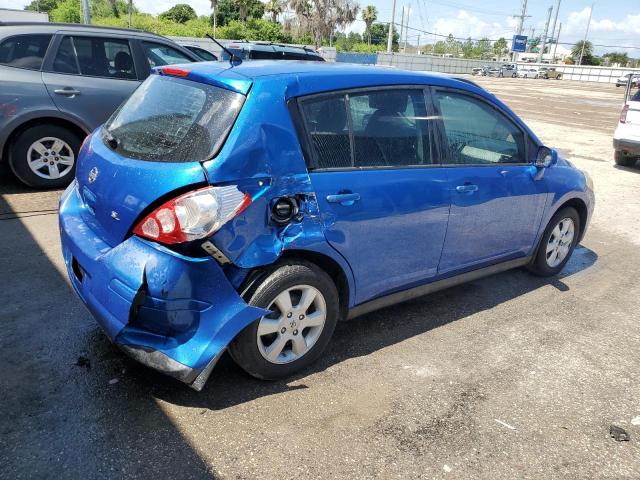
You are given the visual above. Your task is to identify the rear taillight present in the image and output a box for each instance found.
[133,186,251,245]
[160,66,190,77]
[620,104,629,123]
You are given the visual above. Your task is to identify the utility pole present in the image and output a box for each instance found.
[403,5,410,53]
[537,5,552,64]
[399,7,405,53]
[512,0,530,62]
[128,0,132,28]
[552,22,562,62]
[578,3,594,66]
[81,0,91,24]
[528,27,535,52]
[387,0,397,53]
[549,0,561,62]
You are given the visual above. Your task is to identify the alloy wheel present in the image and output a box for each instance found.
[27,137,75,180]
[546,217,575,268]
[256,285,327,365]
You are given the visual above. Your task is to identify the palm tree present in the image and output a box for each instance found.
[235,0,250,22]
[362,5,376,45]
[265,0,284,22]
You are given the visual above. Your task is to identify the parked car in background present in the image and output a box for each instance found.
[616,73,640,88]
[539,67,562,80]
[180,44,218,62]
[59,61,594,390]
[614,86,640,167]
[220,41,324,61]
[487,66,503,77]
[501,64,518,77]
[517,68,539,79]
[472,65,491,76]
[0,22,202,188]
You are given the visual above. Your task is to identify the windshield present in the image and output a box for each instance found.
[104,75,244,162]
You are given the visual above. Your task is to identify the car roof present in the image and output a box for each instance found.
[0,21,166,39]
[225,41,321,56]
[171,61,487,98]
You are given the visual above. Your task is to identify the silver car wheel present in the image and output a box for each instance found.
[27,137,75,180]
[546,217,575,268]
[257,285,327,365]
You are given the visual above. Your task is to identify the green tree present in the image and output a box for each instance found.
[50,0,81,23]
[212,0,264,26]
[25,0,59,13]
[474,37,491,59]
[369,23,398,50]
[461,37,474,58]
[264,0,285,22]
[571,40,595,64]
[493,37,508,57]
[361,5,377,45]
[160,4,197,23]
[602,52,629,66]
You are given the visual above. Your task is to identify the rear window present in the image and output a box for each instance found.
[103,75,244,162]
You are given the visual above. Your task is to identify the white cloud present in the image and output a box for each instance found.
[564,7,640,39]
[431,10,511,40]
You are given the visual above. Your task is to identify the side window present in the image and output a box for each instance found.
[300,95,351,169]
[348,89,434,167]
[74,37,135,79]
[53,36,135,79]
[53,36,79,74]
[143,42,193,68]
[0,34,52,70]
[434,90,525,165]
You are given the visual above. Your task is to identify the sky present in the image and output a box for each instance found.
[1,0,638,55]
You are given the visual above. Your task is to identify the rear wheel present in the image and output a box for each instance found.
[528,207,580,277]
[614,150,637,167]
[9,124,81,188]
[229,261,339,380]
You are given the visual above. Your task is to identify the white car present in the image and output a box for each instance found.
[616,73,640,88]
[517,68,539,79]
[613,88,640,167]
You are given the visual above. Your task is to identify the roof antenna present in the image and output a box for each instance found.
[206,34,241,66]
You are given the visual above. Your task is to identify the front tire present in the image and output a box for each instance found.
[614,150,637,167]
[9,124,81,188]
[528,207,580,277]
[229,261,339,380]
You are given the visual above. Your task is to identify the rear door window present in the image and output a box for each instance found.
[103,74,244,162]
[52,36,136,79]
[142,42,193,68]
[300,88,436,169]
[0,34,52,70]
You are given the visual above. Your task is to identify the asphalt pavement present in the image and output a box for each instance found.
[1,77,639,479]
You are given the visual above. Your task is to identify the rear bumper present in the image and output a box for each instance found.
[59,181,267,390]
[613,138,640,156]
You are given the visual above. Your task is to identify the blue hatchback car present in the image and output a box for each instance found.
[59,61,594,390]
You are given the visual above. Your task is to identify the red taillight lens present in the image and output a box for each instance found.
[620,104,629,123]
[133,186,252,245]
[160,66,190,77]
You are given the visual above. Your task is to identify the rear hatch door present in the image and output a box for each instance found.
[76,70,250,247]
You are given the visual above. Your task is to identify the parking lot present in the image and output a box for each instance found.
[1,77,639,479]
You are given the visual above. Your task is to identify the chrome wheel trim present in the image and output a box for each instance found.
[27,137,74,180]
[257,285,327,365]
[546,217,575,268]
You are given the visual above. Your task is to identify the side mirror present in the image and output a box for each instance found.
[535,146,557,168]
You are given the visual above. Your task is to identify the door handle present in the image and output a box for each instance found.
[326,193,360,206]
[54,88,81,96]
[455,184,478,193]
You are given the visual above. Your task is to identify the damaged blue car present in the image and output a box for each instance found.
[59,61,594,390]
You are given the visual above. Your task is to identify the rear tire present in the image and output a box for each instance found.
[615,150,637,167]
[528,207,580,277]
[229,260,339,380]
[9,124,81,189]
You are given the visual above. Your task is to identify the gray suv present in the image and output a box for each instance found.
[0,22,202,188]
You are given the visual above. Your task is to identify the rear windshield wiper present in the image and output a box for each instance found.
[103,129,119,150]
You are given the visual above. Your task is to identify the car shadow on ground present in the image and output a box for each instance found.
[613,162,640,173]
[146,245,598,411]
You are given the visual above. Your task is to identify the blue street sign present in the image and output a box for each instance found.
[512,35,528,53]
